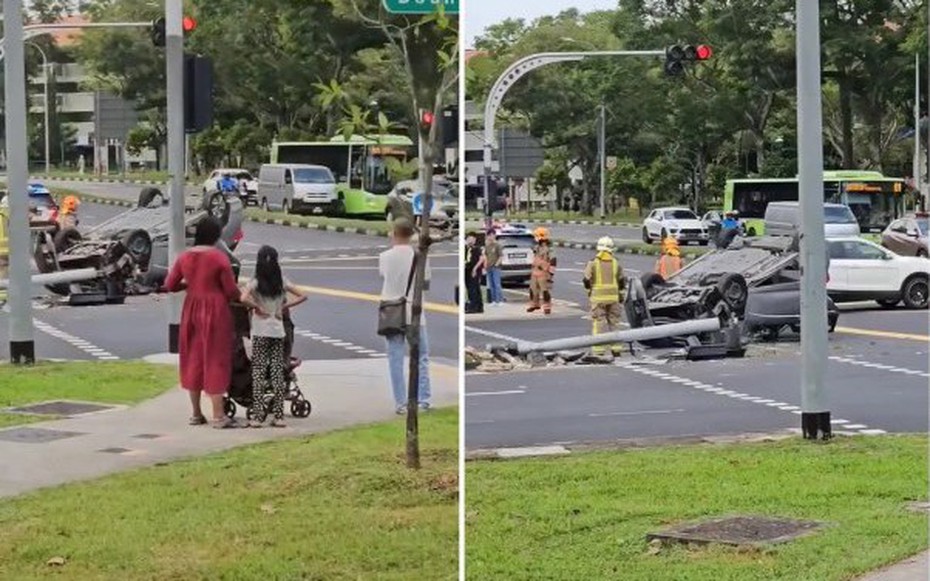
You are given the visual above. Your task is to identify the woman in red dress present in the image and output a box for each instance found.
[165,217,241,428]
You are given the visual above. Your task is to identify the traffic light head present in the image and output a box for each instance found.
[151,17,166,47]
[664,43,712,76]
[419,109,435,132]
[696,44,713,60]
[183,16,197,33]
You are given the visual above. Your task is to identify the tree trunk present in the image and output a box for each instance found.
[839,75,855,168]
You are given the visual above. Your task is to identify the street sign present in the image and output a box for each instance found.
[498,128,544,179]
[607,156,618,171]
[383,0,459,14]
[412,193,432,216]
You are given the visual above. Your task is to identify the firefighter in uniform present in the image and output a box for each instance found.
[527,227,556,314]
[583,236,625,356]
[58,195,80,230]
[655,236,683,278]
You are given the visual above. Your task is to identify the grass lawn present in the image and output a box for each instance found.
[0,361,178,428]
[0,408,458,580]
[246,207,392,235]
[466,436,928,580]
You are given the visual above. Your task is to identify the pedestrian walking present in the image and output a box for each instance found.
[240,245,307,428]
[164,217,242,429]
[464,231,484,314]
[483,229,504,306]
[527,227,556,315]
[379,218,431,415]
[583,237,626,357]
[656,237,683,279]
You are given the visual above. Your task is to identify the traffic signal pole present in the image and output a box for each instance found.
[166,0,185,353]
[598,103,607,220]
[4,0,34,363]
[796,0,831,439]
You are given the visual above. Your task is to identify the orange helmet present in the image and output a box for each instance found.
[533,227,550,242]
[60,195,79,214]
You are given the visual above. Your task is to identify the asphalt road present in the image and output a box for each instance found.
[0,200,459,366]
[466,247,929,449]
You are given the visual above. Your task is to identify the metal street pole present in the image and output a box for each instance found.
[4,0,34,363]
[166,0,185,353]
[26,42,51,176]
[915,53,921,192]
[598,103,606,220]
[796,0,830,440]
[926,0,929,207]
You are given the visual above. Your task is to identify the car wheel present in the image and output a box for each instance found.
[877,298,900,308]
[716,273,749,315]
[748,227,757,237]
[121,229,153,270]
[331,198,346,218]
[640,273,666,299]
[138,187,164,208]
[918,248,928,258]
[642,227,651,244]
[206,193,231,224]
[759,326,780,342]
[53,227,82,253]
[901,275,929,309]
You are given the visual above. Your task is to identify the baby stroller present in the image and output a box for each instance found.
[223,303,312,420]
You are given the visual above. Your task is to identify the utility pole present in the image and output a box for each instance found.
[796,0,830,440]
[165,0,185,353]
[598,103,606,220]
[5,0,34,363]
[915,53,921,193]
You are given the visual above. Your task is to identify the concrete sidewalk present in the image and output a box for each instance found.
[856,551,928,581]
[0,358,458,499]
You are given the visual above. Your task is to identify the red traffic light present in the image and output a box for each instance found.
[421,110,435,125]
[183,16,197,33]
[696,44,713,60]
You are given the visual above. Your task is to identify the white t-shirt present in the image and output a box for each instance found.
[379,245,430,326]
[247,278,288,338]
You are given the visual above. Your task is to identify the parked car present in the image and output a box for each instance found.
[489,224,537,285]
[764,202,860,238]
[386,179,457,220]
[27,183,58,222]
[202,168,258,206]
[827,237,928,309]
[642,207,710,245]
[882,213,928,258]
[257,163,341,216]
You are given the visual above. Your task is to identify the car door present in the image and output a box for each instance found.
[884,220,908,255]
[842,240,900,293]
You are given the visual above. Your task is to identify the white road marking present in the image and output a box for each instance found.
[830,356,929,379]
[33,320,120,361]
[465,326,523,343]
[588,409,685,418]
[467,390,527,397]
[294,328,384,358]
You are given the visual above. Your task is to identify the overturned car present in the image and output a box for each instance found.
[33,188,243,305]
[626,235,839,344]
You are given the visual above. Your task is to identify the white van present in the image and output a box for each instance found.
[764,202,861,237]
[257,164,339,215]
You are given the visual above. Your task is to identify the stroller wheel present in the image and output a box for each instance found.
[223,398,236,419]
[291,399,312,418]
[245,407,254,421]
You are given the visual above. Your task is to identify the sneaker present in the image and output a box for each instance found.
[248,419,265,428]
[419,402,432,412]
[395,405,407,415]
[269,418,287,428]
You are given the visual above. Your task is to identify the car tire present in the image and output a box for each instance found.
[716,273,749,315]
[642,227,651,244]
[53,227,82,253]
[877,298,900,308]
[901,275,929,309]
[759,326,780,342]
[640,273,666,299]
[121,229,153,270]
[331,198,346,218]
[138,187,164,208]
[918,248,928,258]
[206,192,231,224]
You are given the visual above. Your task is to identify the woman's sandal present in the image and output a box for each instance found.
[189,415,208,426]
[212,417,239,429]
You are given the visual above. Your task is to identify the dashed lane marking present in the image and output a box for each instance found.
[829,356,929,378]
[33,320,120,361]
[293,328,385,358]
[616,362,887,436]
[466,389,527,397]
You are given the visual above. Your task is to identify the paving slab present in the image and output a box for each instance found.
[856,551,929,581]
[0,358,457,499]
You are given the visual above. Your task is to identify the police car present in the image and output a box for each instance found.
[490,223,536,284]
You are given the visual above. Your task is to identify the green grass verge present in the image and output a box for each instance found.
[35,169,179,183]
[465,210,645,224]
[0,408,458,580]
[0,361,178,427]
[246,208,392,235]
[466,436,928,580]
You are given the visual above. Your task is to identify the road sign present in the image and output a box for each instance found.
[412,193,432,216]
[498,128,544,179]
[607,156,618,171]
[383,0,459,14]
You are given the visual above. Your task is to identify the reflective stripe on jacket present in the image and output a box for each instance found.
[590,257,619,304]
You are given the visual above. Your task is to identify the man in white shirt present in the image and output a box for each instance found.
[379,219,431,414]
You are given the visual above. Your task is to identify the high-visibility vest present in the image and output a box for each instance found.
[657,254,681,278]
[591,257,619,304]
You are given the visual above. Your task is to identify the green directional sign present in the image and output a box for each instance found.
[383,0,459,14]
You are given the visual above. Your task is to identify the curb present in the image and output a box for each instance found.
[31,175,193,186]
[466,216,642,228]
[551,239,707,258]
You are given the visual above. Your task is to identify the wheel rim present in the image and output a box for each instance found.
[209,195,225,219]
[907,280,928,307]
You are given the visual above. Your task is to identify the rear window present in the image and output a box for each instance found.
[293,168,334,184]
[499,234,536,248]
[824,205,856,224]
[664,210,698,220]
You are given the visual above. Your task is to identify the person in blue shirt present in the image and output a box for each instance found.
[721,211,741,232]
[218,173,239,194]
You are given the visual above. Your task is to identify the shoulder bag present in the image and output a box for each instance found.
[377,252,417,337]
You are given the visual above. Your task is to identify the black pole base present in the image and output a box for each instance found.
[802,411,832,440]
[168,324,180,354]
[10,341,35,365]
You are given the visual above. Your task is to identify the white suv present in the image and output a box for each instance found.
[827,238,929,309]
[642,207,710,245]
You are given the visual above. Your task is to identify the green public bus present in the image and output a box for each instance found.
[269,134,414,218]
[724,171,914,236]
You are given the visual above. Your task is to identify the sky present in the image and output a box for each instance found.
[464,0,619,47]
